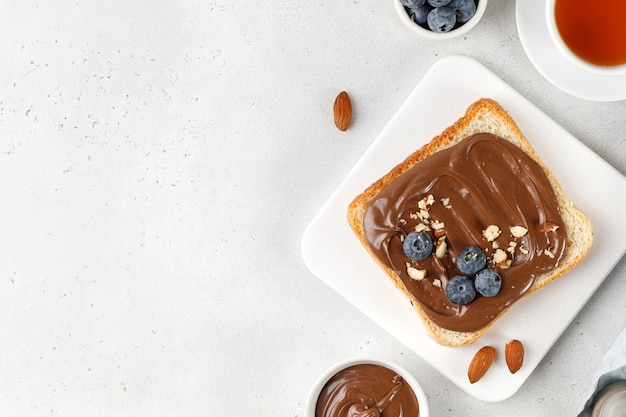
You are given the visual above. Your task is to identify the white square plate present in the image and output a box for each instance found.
[301,55,626,402]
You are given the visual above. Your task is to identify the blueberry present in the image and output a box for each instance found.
[457,246,487,275]
[449,0,476,23]
[475,268,502,297]
[427,6,456,33]
[427,0,452,6]
[400,0,426,7]
[402,231,433,261]
[409,4,432,24]
[445,275,476,305]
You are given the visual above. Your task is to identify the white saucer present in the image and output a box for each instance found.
[516,0,626,102]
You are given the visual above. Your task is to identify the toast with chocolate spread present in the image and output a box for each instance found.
[347,98,593,347]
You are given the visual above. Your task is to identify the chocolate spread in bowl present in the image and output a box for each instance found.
[315,364,419,417]
[363,133,567,333]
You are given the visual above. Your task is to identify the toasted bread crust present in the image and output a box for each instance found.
[347,98,593,347]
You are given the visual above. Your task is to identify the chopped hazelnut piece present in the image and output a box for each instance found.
[510,225,528,238]
[431,220,445,230]
[435,236,447,258]
[539,222,560,233]
[507,241,517,254]
[406,263,426,281]
[493,248,508,264]
[441,197,451,208]
[543,249,555,258]
[418,194,435,210]
[433,279,442,288]
[497,259,512,269]
[415,223,427,232]
[483,225,501,242]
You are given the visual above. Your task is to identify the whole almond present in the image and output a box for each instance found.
[505,339,524,374]
[333,91,352,131]
[467,346,496,384]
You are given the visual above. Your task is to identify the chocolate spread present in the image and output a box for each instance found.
[315,364,419,417]
[363,133,567,332]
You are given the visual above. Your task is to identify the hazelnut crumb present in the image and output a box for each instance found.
[543,249,555,258]
[418,194,435,210]
[510,225,528,238]
[493,248,508,264]
[498,259,512,269]
[507,241,517,254]
[431,220,445,230]
[539,222,560,233]
[435,236,447,258]
[433,279,442,288]
[483,225,501,242]
[406,263,426,281]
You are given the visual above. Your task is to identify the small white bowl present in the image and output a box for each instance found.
[545,0,626,76]
[395,0,488,40]
[305,357,429,417]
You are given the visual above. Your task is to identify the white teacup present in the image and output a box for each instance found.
[545,0,626,76]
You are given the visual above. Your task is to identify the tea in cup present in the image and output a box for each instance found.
[546,0,626,75]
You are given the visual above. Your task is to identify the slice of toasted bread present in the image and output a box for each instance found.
[347,98,593,347]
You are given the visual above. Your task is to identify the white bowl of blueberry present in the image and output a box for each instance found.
[395,0,487,39]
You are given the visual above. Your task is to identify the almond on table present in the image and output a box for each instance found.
[333,91,352,131]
